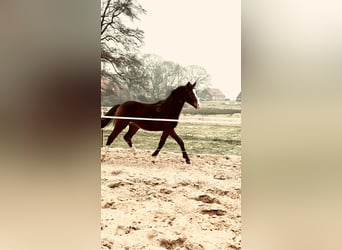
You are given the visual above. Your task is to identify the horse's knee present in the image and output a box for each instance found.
[176,139,185,150]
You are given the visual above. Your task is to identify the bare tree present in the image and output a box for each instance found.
[184,65,211,91]
[141,54,211,101]
[101,0,146,81]
[101,0,148,104]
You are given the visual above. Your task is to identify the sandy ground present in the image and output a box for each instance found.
[101,148,241,250]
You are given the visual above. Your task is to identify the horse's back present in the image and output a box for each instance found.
[117,101,159,117]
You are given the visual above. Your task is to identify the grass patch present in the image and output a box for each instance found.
[182,108,240,115]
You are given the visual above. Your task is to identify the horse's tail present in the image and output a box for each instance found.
[101,104,120,128]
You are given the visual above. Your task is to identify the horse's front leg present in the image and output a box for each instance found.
[168,129,190,164]
[152,131,169,157]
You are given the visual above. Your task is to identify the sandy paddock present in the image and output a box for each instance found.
[101,148,241,250]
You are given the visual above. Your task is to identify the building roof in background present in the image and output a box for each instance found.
[203,88,226,98]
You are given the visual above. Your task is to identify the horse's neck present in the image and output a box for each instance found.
[162,95,185,118]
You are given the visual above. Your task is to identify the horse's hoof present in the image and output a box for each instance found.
[131,145,137,155]
[186,159,191,164]
[151,157,158,164]
[152,154,159,164]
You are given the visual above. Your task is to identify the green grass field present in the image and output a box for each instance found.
[182,101,241,115]
[102,123,240,156]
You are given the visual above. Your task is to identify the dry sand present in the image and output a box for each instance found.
[101,148,241,250]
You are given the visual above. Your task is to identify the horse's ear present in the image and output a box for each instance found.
[186,81,191,87]
[192,82,197,88]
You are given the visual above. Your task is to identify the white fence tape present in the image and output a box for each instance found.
[101,115,240,125]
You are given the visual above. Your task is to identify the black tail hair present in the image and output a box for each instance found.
[101,104,120,128]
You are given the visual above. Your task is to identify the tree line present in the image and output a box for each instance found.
[101,0,211,105]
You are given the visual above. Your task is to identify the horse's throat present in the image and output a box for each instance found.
[162,95,185,117]
[171,100,184,116]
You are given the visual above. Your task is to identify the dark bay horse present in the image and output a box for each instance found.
[101,82,200,164]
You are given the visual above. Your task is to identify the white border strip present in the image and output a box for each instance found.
[101,115,240,125]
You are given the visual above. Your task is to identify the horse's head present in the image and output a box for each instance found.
[184,82,200,109]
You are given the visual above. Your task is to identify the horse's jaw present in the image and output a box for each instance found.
[192,102,200,109]
[186,100,199,109]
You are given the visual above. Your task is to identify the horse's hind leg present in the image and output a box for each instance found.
[102,120,129,161]
[168,129,190,164]
[123,123,139,154]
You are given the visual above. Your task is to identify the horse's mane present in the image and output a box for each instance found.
[153,85,185,105]
[166,85,185,99]
[152,85,186,115]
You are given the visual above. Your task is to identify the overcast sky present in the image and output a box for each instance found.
[137,0,241,99]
